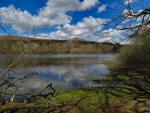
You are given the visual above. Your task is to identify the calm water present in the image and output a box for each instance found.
[0,54,117,92]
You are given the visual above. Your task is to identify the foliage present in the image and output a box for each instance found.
[0,36,121,54]
[117,29,150,75]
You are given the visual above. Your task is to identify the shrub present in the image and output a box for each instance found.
[117,29,150,75]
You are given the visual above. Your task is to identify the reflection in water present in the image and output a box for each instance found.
[0,54,117,91]
[31,64,109,90]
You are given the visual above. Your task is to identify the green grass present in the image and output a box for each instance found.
[31,88,149,113]
[15,69,150,113]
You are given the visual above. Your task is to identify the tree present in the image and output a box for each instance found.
[116,0,150,34]
[0,52,56,112]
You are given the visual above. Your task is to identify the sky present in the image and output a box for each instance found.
[0,0,149,43]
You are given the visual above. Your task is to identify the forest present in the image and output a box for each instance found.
[0,36,121,54]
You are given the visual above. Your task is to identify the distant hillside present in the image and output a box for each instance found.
[0,36,122,54]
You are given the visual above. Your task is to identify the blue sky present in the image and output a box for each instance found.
[0,0,149,43]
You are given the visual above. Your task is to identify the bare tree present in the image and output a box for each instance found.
[116,0,150,34]
[0,7,12,36]
[0,51,57,112]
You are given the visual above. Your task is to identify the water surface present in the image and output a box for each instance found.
[0,54,117,92]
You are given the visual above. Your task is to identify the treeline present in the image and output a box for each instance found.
[0,36,121,54]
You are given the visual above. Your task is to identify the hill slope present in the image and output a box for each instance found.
[0,36,121,54]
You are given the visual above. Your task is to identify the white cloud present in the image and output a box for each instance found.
[0,0,99,32]
[124,0,137,5]
[48,16,110,41]
[50,30,70,40]
[32,19,128,43]
[0,5,71,32]
[98,4,107,13]
[0,0,128,43]
[98,29,128,44]
[80,0,99,10]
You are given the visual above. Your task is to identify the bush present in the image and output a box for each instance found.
[117,29,150,75]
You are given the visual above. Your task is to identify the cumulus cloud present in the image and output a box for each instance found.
[98,4,107,13]
[80,0,99,10]
[124,0,137,5]
[0,0,99,32]
[47,16,110,41]
[0,0,128,43]
[98,29,128,44]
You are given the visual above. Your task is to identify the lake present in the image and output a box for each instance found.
[0,54,117,92]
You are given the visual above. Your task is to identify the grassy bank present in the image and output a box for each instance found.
[16,87,149,113]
